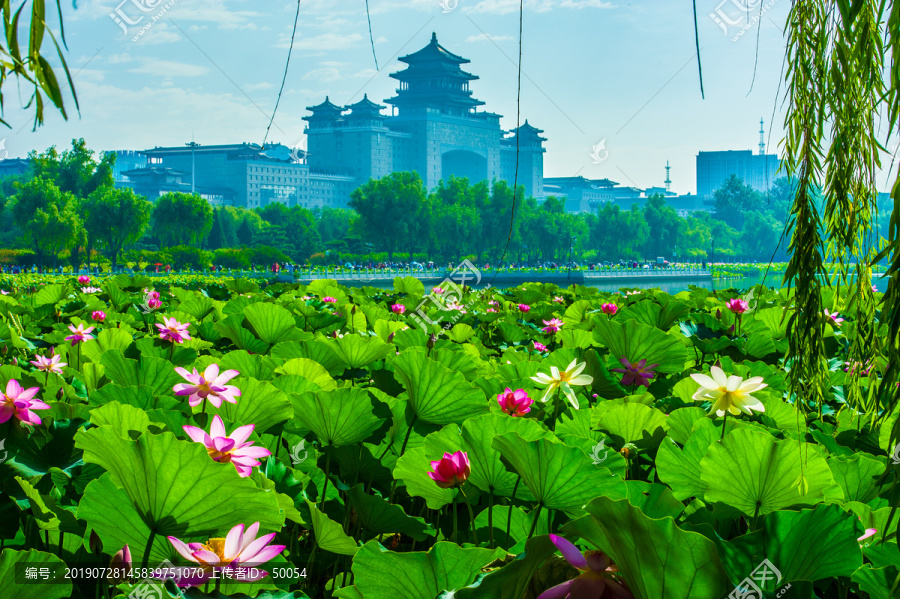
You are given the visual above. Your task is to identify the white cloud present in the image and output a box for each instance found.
[290,32,364,51]
[130,59,208,77]
[106,53,134,64]
[559,0,614,8]
[243,82,274,92]
[302,67,342,82]
[466,33,514,43]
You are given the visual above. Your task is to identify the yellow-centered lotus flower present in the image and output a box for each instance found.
[690,365,767,417]
[531,359,593,409]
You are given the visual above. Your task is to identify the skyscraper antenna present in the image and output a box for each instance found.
[759,117,765,155]
[664,160,671,192]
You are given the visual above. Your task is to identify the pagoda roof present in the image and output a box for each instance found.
[305,96,343,114]
[509,120,547,140]
[398,32,469,65]
[346,93,386,116]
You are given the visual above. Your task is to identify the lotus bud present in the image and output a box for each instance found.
[108,545,131,584]
[56,387,64,400]
[387,331,396,343]
[88,530,102,554]
[619,443,638,460]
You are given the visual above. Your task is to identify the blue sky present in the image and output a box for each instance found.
[2,0,846,195]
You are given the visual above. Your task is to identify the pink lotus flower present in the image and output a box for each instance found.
[601,303,618,315]
[488,300,500,306]
[553,296,565,303]
[433,287,445,294]
[533,341,548,352]
[65,323,95,346]
[726,298,749,314]
[139,289,162,313]
[81,286,103,294]
[30,353,67,375]
[824,310,844,327]
[77,275,90,285]
[182,415,271,477]
[0,379,49,426]
[108,545,131,583]
[859,527,877,542]
[157,317,191,344]
[610,357,659,388]
[323,296,337,303]
[497,388,533,417]
[166,522,285,587]
[428,451,471,489]
[92,310,106,322]
[542,318,564,334]
[487,308,498,313]
[301,295,312,300]
[537,535,633,599]
[174,364,241,408]
[518,304,531,313]
[391,304,406,314]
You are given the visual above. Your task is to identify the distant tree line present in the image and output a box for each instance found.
[0,139,847,271]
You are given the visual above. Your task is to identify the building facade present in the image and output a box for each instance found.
[303,33,545,197]
[119,143,356,209]
[696,150,781,198]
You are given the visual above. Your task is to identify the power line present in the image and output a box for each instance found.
[261,0,302,149]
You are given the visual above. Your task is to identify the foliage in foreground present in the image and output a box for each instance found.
[0,274,893,599]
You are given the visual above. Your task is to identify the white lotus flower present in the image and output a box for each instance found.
[531,360,593,409]
[690,366,767,417]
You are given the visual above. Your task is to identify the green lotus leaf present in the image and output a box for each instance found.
[304,499,359,556]
[14,476,80,533]
[591,316,689,373]
[99,351,183,397]
[392,350,488,425]
[292,387,389,447]
[276,358,337,391]
[700,428,842,516]
[625,480,686,520]
[75,428,283,567]
[89,383,180,411]
[80,327,134,362]
[205,377,293,435]
[491,432,626,512]
[219,349,280,381]
[562,300,593,325]
[35,284,69,306]
[665,406,708,445]
[564,496,730,599]
[351,541,504,599]
[461,413,551,497]
[827,453,887,504]
[393,276,425,296]
[852,564,896,599]
[581,348,627,399]
[472,504,550,550]
[324,334,393,370]
[0,549,72,599]
[455,535,558,599]
[346,484,434,541]
[393,424,470,509]
[175,296,217,321]
[720,504,862,587]
[243,302,305,345]
[89,401,151,438]
[214,313,270,354]
[592,402,668,450]
[655,420,718,502]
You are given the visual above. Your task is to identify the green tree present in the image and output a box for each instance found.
[643,194,683,259]
[713,175,763,229]
[739,211,782,261]
[591,203,648,261]
[30,139,115,200]
[12,177,80,270]
[236,218,254,246]
[206,208,227,250]
[83,187,152,269]
[316,207,355,245]
[349,172,427,262]
[151,193,214,248]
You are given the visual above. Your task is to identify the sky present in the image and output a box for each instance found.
[0,0,826,195]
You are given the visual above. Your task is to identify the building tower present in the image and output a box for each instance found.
[664,160,671,192]
[759,118,766,155]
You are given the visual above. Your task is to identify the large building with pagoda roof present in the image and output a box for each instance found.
[303,32,546,197]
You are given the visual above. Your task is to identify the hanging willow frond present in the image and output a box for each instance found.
[782,0,830,414]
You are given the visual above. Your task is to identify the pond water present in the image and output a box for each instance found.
[339,272,889,295]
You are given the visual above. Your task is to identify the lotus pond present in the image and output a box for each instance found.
[0,273,894,599]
